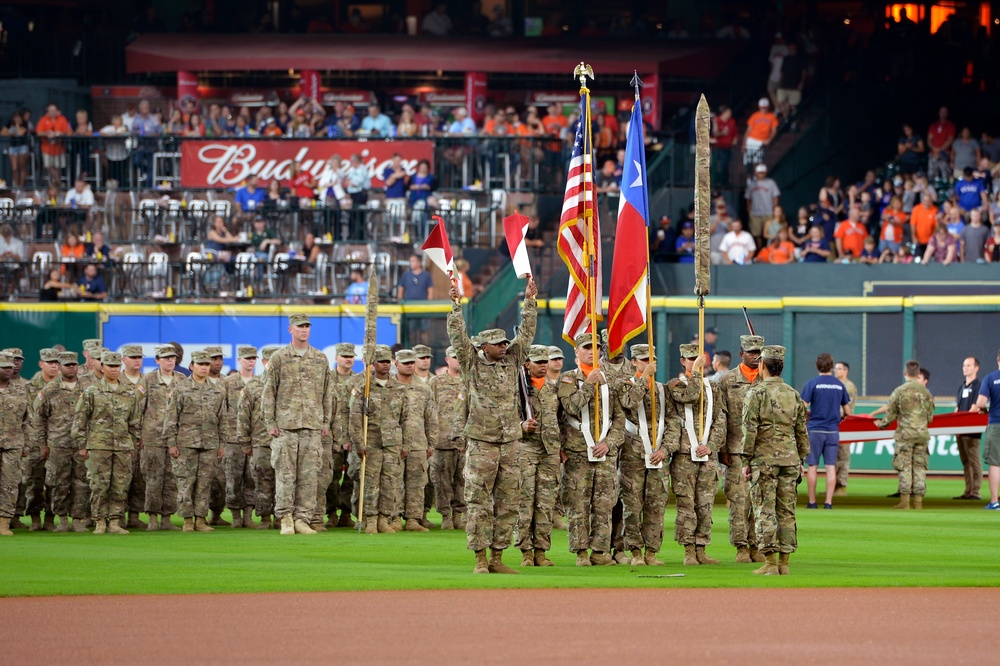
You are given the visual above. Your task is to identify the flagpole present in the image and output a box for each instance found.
[576,62,600,444]
[693,94,712,445]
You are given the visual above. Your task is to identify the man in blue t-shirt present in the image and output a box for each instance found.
[954,167,986,212]
[382,153,408,200]
[800,352,851,509]
[396,254,433,301]
[973,348,1000,510]
[234,175,267,214]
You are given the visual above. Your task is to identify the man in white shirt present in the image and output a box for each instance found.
[718,219,756,265]
[64,178,95,207]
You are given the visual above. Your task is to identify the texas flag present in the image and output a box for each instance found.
[421,216,455,280]
[503,212,533,279]
[606,101,650,358]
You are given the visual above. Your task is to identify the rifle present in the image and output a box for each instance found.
[743,306,756,336]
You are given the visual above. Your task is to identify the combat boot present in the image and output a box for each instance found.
[194,517,215,532]
[778,552,790,575]
[683,545,699,566]
[312,521,329,532]
[336,511,355,528]
[629,548,645,566]
[590,552,615,566]
[735,547,752,563]
[488,549,519,574]
[912,495,923,510]
[182,517,195,532]
[613,550,631,565]
[242,508,255,528]
[9,515,23,529]
[389,516,403,532]
[404,519,429,532]
[107,520,130,535]
[0,518,12,536]
[753,553,779,575]
[575,550,592,567]
[231,509,243,528]
[419,515,434,529]
[293,519,317,535]
[534,549,554,567]
[126,513,146,529]
[257,515,273,530]
[146,515,160,532]
[160,515,180,530]
[29,514,42,531]
[453,512,468,530]
[377,516,394,533]
[521,550,535,567]
[54,516,71,533]
[43,513,56,531]
[279,515,295,535]
[893,493,911,510]
[644,549,665,566]
[552,514,567,530]
[364,517,378,534]
[473,549,489,574]
[440,516,454,530]
[209,511,231,526]
[71,519,89,532]
[93,519,107,535]
[748,546,766,562]
[696,546,719,565]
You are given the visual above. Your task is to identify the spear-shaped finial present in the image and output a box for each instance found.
[630,71,643,101]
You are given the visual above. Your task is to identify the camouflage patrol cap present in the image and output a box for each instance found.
[373,344,393,362]
[413,344,432,358]
[395,349,417,363]
[761,345,785,360]
[39,348,59,363]
[154,344,177,358]
[82,339,102,352]
[740,335,764,352]
[93,348,109,362]
[478,329,510,345]
[289,313,311,326]
[2,348,24,359]
[470,336,483,348]
[548,345,565,360]
[101,351,123,366]
[335,342,356,357]
[679,343,701,359]
[527,345,551,363]
[121,344,143,358]
[445,346,458,358]
[237,345,258,359]
[0,353,13,368]
[630,344,652,360]
[58,351,79,365]
[261,346,280,361]
[573,333,595,349]
[191,351,211,364]
[205,346,223,358]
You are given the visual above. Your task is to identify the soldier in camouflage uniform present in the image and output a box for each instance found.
[514,345,562,567]
[616,344,682,567]
[429,346,467,530]
[546,345,568,530]
[599,335,632,564]
[833,361,857,495]
[120,344,148,530]
[559,332,626,567]
[21,348,60,530]
[716,334,764,563]
[876,360,936,510]
[741,345,810,575]
[204,346,230,526]
[393,349,438,531]
[79,339,102,380]
[165,351,224,532]
[448,277,537,574]
[263,314,333,536]
[325,342,358,528]
[412,344,435,516]
[237,345,279,529]
[33,352,91,532]
[72,352,142,535]
[223,346,258,528]
[348,344,408,534]
[669,345,726,566]
[0,353,30,536]
[5,348,31,530]
[139,345,184,531]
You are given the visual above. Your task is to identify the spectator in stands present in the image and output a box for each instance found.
[408,159,436,208]
[857,236,881,264]
[77,263,107,301]
[742,98,778,165]
[318,155,346,208]
[926,106,955,181]
[249,217,280,262]
[718,218,756,265]
[455,257,476,297]
[985,223,1000,262]
[777,41,805,119]
[204,103,227,137]
[650,215,676,262]
[131,100,162,187]
[595,159,620,195]
[922,222,957,265]
[232,115,258,137]
[0,226,25,276]
[756,226,796,264]
[788,205,811,247]
[60,231,85,269]
[288,163,317,208]
[360,103,393,137]
[98,115,130,187]
[951,127,981,177]
[39,268,74,302]
[165,108,185,135]
[344,154,371,239]
[765,33,788,112]
[64,178,95,208]
[84,231,111,260]
[911,191,939,256]
[710,105,738,186]
[894,245,914,264]
[345,267,367,304]
[818,176,845,219]
[944,204,965,238]
[266,179,287,207]
[955,167,987,213]
[396,105,418,138]
[990,190,1000,226]
[3,110,30,188]
[878,195,908,254]
[36,103,71,186]
[800,225,831,263]
[447,106,476,135]
[981,130,1000,164]
[834,205,868,260]
[183,113,205,137]
[675,220,696,263]
[323,101,359,138]
[234,175,266,219]
[397,254,433,301]
[206,215,238,263]
[709,199,734,264]
[422,4,453,36]
[383,153,408,201]
[745,163,780,245]
[763,205,787,245]
[960,209,988,263]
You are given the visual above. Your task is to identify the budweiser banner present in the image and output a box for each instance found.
[180,140,434,189]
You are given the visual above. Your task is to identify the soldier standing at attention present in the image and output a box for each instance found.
[669,345,726,566]
[120,344,148,530]
[348,345,408,534]
[0,353,29,536]
[393,349,438,532]
[514,345,562,567]
[832,361,857,496]
[876,360,936,510]
[204,346,230,527]
[223,346,258,529]
[166,351,224,532]
[139,345,183,531]
[447,277,537,574]
[23,348,59,531]
[558,333,625,567]
[741,345,809,575]
[72,352,142,535]
[412,345,433,383]
[263,314,333,536]
[326,343,358,528]
[79,339,103,380]
[33,352,90,532]
[238,346,279,529]
[546,345,567,530]
[429,346,467,530]
[716,334,765,563]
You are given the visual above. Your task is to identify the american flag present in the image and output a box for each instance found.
[557,94,602,344]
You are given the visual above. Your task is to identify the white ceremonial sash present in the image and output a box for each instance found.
[680,375,712,462]
[581,382,611,462]
[632,377,665,469]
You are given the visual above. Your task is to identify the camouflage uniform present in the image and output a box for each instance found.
[21,354,55,524]
[139,355,185,519]
[395,351,439,526]
[34,367,91,522]
[166,366,224,521]
[237,345,278,522]
[222,349,257,522]
[514,347,562,554]
[326,360,358,524]
[876,377,935,498]
[71,358,142,525]
[742,348,810,557]
[205,347,228,522]
[0,354,30,524]
[428,358,467,526]
[120,345,147,525]
[602,353,631,557]
[548,346,567,525]
[262,327,334,526]
[835,377,858,489]
[447,294,536,555]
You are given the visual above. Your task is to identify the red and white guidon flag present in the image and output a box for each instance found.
[421,216,455,279]
[503,212,533,279]
[838,412,987,444]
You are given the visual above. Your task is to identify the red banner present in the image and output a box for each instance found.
[465,72,487,124]
[177,71,199,109]
[838,412,988,444]
[300,70,321,102]
[179,140,434,189]
[641,72,661,130]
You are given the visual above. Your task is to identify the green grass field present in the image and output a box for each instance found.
[1,477,997,597]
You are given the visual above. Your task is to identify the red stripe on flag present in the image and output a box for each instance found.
[607,199,648,357]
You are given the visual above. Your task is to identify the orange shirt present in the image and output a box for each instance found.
[484,119,513,136]
[36,114,72,155]
[759,240,796,264]
[745,111,779,142]
[834,221,868,257]
[880,209,908,244]
[911,204,939,244]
